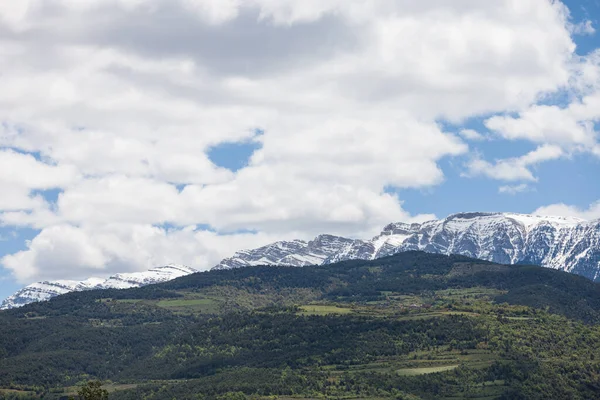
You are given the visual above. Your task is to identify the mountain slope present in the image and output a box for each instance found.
[212,234,355,270]
[3,211,599,310]
[215,212,600,281]
[2,252,600,399]
[0,264,196,310]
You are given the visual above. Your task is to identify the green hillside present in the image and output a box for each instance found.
[1,252,600,399]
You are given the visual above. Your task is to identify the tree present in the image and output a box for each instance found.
[72,381,109,400]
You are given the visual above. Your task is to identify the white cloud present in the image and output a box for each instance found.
[0,150,77,190]
[459,129,486,141]
[0,150,78,211]
[0,0,593,283]
[499,183,531,195]
[520,144,566,164]
[569,20,595,36]
[465,159,535,181]
[1,223,287,282]
[485,104,598,147]
[485,48,600,152]
[464,145,564,182]
[534,201,600,221]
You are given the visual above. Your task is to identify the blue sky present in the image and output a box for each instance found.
[0,0,600,301]
[396,0,600,218]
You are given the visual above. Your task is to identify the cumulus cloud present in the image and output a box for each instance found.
[0,150,78,211]
[463,145,565,181]
[485,104,599,147]
[569,20,596,36]
[534,201,600,221]
[2,224,288,282]
[485,47,600,150]
[0,0,594,283]
[463,48,600,188]
[459,129,486,141]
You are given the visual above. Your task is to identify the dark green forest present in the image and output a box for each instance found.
[1,252,600,399]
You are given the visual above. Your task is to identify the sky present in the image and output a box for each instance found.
[0,0,600,300]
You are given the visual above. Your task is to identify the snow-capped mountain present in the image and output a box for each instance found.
[4,212,599,311]
[0,264,196,310]
[213,212,600,281]
[212,235,356,270]
[97,265,197,289]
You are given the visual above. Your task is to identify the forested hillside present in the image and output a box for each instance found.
[1,252,600,399]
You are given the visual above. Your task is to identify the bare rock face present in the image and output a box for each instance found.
[213,212,600,282]
[212,235,355,270]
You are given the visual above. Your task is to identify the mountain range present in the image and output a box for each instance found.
[3,211,600,310]
[214,212,600,279]
[4,250,600,399]
[0,264,196,310]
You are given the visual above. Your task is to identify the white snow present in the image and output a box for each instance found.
[0,264,197,310]
[371,234,410,256]
[505,213,584,231]
[212,212,600,284]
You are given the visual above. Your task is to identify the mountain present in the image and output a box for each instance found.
[4,211,599,310]
[212,234,355,270]
[2,252,600,399]
[0,278,106,310]
[0,264,196,310]
[214,212,600,281]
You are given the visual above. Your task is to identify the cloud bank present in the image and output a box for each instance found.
[0,0,598,282]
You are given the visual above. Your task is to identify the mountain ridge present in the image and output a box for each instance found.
[3,251,600,398]
[214,212,600,280]
[0,264,197,310]
[3,211,599,310]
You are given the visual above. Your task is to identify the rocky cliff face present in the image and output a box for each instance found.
[215,212,600,281]
[212,235,356,270]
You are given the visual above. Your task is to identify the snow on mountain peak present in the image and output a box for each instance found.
[0,264,197,310]
[3,211,599,311]
[503,213,585,229]
[212,235,354,270]
[213,212,600,282]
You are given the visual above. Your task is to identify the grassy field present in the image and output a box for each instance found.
[157,298,221,314]
[114,299,143,304]
[435,287,507,298]
[393,310,480,321]
[0,388,37,397]
[321,348,501,379]
[63,383,138,396]
[299,305,354,315]
[397,365,459,376]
